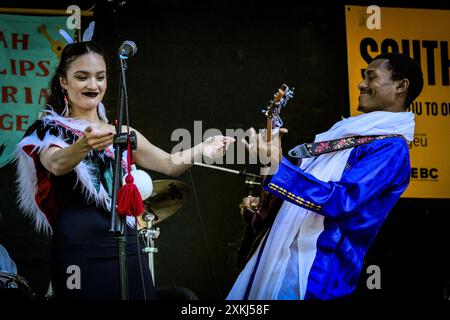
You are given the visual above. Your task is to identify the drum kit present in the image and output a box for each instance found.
[137,179,189,285]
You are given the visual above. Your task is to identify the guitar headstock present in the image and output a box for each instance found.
[263,84,294,131]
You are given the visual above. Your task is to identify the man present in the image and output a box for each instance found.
[228,52,423,300]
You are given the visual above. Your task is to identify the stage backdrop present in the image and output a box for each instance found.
[0,13,71,167]
[345,5,450,198]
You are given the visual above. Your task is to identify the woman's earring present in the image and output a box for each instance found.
[97,102,108,123]
[62,89,69,117]
[97,101,108,122]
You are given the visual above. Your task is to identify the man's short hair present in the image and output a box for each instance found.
[372,52,424,109]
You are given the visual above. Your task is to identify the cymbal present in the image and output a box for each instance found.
[138,180,189,228]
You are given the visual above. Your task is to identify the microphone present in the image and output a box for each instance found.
[118,40,137,58]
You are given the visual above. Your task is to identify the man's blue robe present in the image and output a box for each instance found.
[262,137,410,299]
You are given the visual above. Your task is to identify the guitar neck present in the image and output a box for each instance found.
[265,117,272,142]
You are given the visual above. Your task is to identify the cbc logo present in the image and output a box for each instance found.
[411,168,439,180]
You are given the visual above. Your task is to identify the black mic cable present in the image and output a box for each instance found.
[188,169,221,297]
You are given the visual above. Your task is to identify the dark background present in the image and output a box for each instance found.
[1,0,449,300]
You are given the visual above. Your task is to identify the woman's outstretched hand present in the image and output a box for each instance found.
[79,123,115,151]
[201,135,236,160]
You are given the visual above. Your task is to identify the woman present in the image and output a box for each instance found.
[15,41,234,299]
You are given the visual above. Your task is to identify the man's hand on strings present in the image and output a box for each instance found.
[239,196,260,216]
[241,127,288,173]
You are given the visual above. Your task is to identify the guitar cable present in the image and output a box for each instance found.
[188,168,221,297]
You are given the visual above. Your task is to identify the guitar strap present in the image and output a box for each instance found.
[288,134,404,158]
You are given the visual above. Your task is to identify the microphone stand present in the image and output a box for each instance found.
[109,53,137,300]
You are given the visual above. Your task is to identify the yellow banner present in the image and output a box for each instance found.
[345,5,450,198]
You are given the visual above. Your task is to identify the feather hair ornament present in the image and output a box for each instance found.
[58,21,96,44]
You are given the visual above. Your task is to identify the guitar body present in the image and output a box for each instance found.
[237,192,284,269]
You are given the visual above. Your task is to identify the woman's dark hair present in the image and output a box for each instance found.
[46,41,106,114]
[372,52,424,109]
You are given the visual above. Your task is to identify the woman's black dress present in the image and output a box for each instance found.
[50,167,155,300]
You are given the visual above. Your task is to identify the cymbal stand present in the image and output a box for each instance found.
[138,210,160,286]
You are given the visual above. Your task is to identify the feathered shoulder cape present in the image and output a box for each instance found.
[15,111,128,235]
